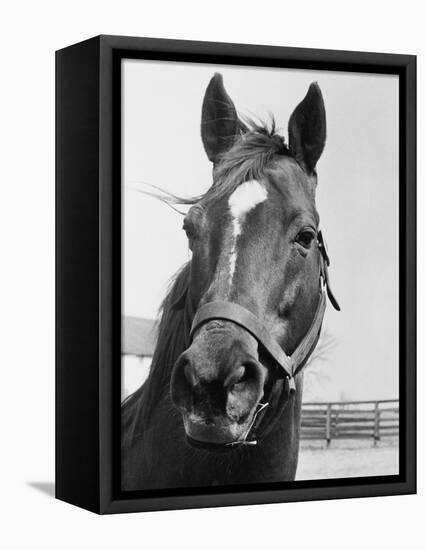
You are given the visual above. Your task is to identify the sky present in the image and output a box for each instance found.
[122,59,399,401]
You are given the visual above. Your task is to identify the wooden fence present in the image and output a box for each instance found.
[300,399,399,444]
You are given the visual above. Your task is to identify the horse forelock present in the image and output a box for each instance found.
[140,119,293,212]
[205,118,292,203]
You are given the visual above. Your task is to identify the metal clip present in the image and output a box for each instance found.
[226,402,269,447]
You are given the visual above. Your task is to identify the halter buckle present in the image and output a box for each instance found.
[287,376,296,394]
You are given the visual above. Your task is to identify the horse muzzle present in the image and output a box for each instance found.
[170,321,269,449]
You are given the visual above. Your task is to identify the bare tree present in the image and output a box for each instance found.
[303,329,337,401]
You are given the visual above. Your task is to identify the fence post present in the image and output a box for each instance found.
[334,408,339,440]
[373,401,380,446]
[326,403,332,446]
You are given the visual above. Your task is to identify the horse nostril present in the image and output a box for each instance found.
[171,352,196,408]
[226,361,260,393]
[225,366,246,389]
[184,362,198,388]
[225,360,264,423]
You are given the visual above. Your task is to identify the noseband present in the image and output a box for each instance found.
[187,231,340,448]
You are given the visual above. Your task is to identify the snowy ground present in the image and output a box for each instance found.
[296,439,399,480]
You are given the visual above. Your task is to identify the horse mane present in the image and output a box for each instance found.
[122,262,193,435]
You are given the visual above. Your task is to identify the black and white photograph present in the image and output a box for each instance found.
[121,59,400,491]
[3,0,422,544]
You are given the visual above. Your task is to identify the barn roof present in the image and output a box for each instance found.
[122,316,158,356]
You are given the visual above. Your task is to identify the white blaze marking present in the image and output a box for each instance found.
[227,180,268,290]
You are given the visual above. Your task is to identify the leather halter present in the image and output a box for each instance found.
[187,231,340,448]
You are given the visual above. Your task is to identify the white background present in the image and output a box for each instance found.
[1,1,423,548]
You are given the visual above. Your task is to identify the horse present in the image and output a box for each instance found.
[121,73,339,490]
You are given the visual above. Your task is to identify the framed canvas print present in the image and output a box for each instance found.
[56,35,416,514]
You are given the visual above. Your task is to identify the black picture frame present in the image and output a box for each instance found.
[55,35,416,514]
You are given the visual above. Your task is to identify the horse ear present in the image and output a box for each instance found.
[201,73,240,163]
[288,82,326,174]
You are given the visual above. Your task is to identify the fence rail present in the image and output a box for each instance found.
[300,400,399,444]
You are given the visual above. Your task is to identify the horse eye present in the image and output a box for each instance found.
[296,230,315,249]
[182,220,196,240]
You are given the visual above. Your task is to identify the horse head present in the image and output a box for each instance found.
[170,73,334,449]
